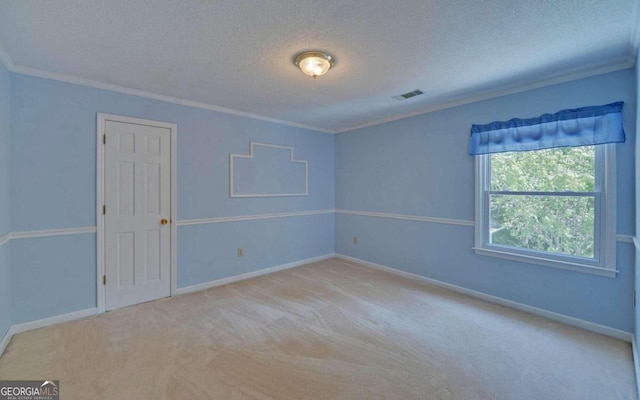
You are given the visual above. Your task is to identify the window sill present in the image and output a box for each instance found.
[472,247,618,278]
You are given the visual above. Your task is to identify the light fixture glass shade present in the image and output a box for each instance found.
[295,51,335,78]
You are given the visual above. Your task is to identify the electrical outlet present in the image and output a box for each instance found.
[353,236,358,245]
[237,247,244,257]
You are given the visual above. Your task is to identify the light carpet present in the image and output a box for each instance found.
[0,257,636,399]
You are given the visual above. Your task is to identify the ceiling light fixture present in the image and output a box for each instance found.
[295,51,335,78]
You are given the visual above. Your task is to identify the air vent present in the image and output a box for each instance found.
[393,89,424,101]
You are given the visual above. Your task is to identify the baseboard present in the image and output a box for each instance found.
[176,253,336,296]
[2,255,631,360]
[0,307,99,358]
[0,326,13,357]
[335,254,633,342]
[11,308,100,335]
[633,335,640,399]
[2,254,336,357]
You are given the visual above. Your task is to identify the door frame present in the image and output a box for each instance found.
[96,113,178,313]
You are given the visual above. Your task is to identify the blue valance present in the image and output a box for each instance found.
[469,102,626,155]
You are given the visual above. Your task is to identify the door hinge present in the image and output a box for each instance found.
[103,205,106,215]
[634,290,636,307]
[103,134,106,144]
[103,275,106,285]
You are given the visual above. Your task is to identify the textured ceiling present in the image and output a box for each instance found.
[0,0,637,133]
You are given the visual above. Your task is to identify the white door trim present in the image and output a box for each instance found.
[96,113,178,313]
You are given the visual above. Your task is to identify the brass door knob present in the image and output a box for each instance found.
[161,218,168,225]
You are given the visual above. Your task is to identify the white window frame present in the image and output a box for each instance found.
[473,144,617,277]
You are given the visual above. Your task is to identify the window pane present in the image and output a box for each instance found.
[490,146,595,192]
[489,194,595,258]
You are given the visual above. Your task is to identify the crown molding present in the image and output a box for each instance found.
[0,37,333,134]
[335,57,635,134]
[0,39,635,135]
[7,63,335,134]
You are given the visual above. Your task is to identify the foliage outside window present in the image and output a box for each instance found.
[490,146,595,258]
[474,144,616,277]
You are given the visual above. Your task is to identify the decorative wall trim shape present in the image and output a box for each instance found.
[10,226,97,240]
[176,253,335,295]
[177,209,334,226]
[335,254,634,342]
[230,142,309,198]
[634,236,640,251]
[1,307,99,357]
[0,232,9,246]
[336,209,475,227]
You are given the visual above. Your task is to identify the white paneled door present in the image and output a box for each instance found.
[104,120,171,311]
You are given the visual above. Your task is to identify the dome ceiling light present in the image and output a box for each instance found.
[294,51,335,78]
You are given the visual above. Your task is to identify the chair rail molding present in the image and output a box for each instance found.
[177,209,334,226]
[10,226,97,240]
[336,209,475,227]
[337,209,635,243]
[0,232,9,246]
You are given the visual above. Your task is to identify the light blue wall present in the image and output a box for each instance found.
[179,214,334,287]
[635,52,640,337]
[10,75,335,230]
[336,69,636,332]
[0,60,10,339]
[11,234,95,324]
[9,73,335,323]
[3,65,636,334]
[0,244,9,339]
[0,60,9,236]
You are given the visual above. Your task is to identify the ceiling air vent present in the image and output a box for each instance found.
[393,89,424,101]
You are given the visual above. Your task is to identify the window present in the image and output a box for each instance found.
[474,144,617,276]
[469,102,625,277]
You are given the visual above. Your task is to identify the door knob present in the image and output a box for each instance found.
[161,218,168,225]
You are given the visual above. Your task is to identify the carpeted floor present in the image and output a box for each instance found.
[0,257,636,399]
